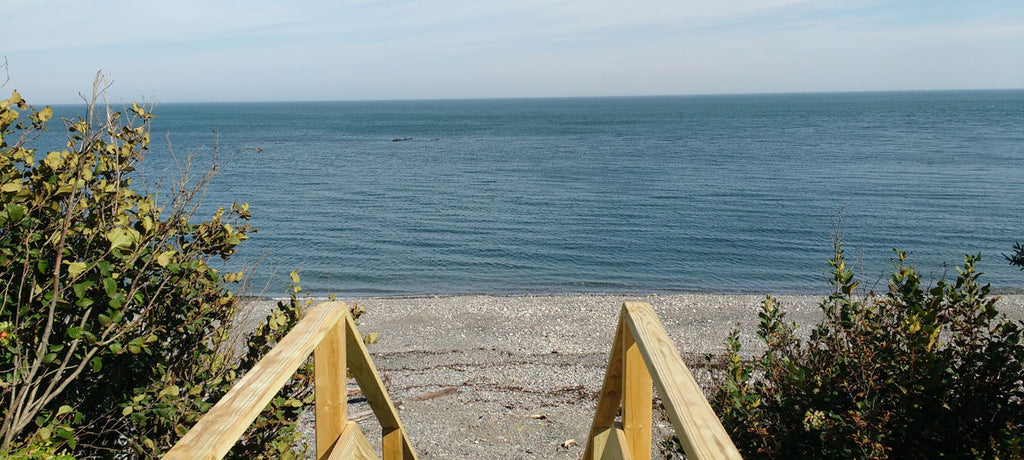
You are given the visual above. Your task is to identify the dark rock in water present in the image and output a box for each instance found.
[392,137,412,142]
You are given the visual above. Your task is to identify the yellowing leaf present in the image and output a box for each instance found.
[37,106,53,123]
[105,227,140,249]
[159,384,180,398]
[289,271,300,285]
[44,151,63,169]
[67,261,87,277]
[0,182,21,193]
[156,250,175,267]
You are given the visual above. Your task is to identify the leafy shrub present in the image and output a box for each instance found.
[1007,241,1024,271]
[707,234,1024,459]
[0,81,362,458]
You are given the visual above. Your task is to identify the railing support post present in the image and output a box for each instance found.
[622,306,653,460]
[314,318,347,458]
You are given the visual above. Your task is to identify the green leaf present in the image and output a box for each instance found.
[103,277,118,298]
[122,406,133,416]
[67,327,82,339]
[98,314,111,326]
[75,297,94,308]
[91,356,102,372]
[6,204,24,222]
[72,281,94,298]
[42,352,57,364]
[54,427,73,440]
[56,405,74,416]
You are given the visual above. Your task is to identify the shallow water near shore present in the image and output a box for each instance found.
[46,90,1024,296]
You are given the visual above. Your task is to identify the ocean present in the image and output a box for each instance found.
[45,91,1024,296]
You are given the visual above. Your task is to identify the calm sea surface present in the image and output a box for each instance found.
[49,91,1024,296]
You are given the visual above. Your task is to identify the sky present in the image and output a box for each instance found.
[2,0,1023,104]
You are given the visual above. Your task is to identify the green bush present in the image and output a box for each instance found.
[708,235,1024,458]
[0,81,351,458]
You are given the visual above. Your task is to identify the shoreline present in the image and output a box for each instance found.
[238,285,1024,302]
[237,293,1024,458]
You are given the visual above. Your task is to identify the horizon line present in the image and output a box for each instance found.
[36,87,1024,107]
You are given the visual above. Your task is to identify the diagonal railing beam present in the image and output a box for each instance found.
[622,302,741,460]
[166,301,417,460]
[166,301,349,460]
[344,312,417,460]
[585,302,741,460]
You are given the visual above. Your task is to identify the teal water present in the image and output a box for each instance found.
[48,91,1024,296]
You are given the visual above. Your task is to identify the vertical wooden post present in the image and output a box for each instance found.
[622,308,653,460]
[314,318,347,458]
[383,427,403,459]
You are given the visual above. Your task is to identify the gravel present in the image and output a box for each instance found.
[237,293,1024,459]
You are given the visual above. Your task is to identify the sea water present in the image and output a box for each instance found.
[43,91,1024,296]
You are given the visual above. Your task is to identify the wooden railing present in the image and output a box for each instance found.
[165,300,738,459]
[165,301,416,460]
[583,302,741,460]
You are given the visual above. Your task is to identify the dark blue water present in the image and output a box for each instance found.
[46,91,1024,296]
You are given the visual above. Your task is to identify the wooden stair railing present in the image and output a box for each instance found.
[165,301,416,460]
[583,302,742,460]
[165,299,737,459]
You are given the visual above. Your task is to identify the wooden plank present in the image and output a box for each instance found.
[583,313,626,460]
[344,313,418,460]
[382,427,402,459]
[326,421,381,460]
[622,302,742,460]
[622,304,653,460]
[166,301,350,460]
[315,320,347,458]
[592,425,633,460]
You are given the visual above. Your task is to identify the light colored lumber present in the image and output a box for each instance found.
[583,314,626,460]
[166,301,350,460]
[383,427,403,459]
[326,421,380,460]
[315,320,347,458]
[622,306,653,460]
[344,313,418,460]
[592,425,633,460]
[622,302,742,460]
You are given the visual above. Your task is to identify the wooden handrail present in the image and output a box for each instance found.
[584,302,742,460]
[165,301,417,460]
[165,299,734,459]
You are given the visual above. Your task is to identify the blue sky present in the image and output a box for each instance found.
[3,0,1023,104]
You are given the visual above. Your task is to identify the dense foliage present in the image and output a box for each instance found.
[0,83,335,458]
[709,237,1024,458]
